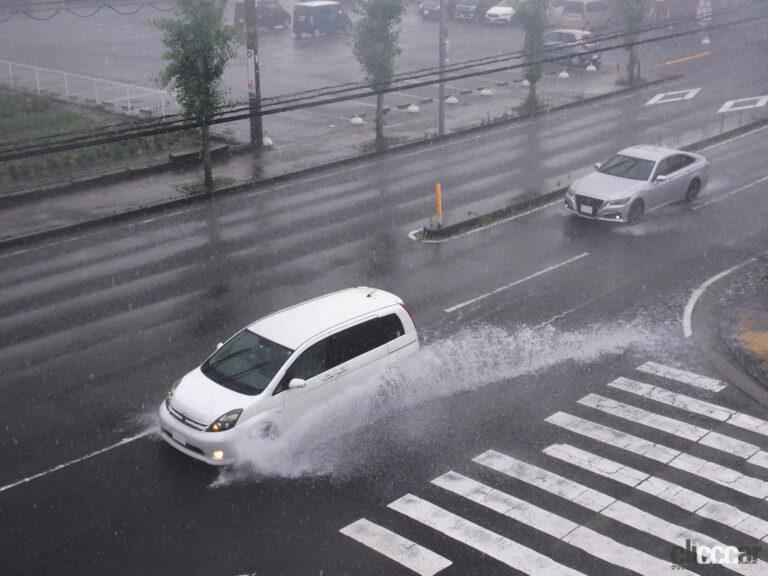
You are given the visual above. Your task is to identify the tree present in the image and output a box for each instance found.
[155,0,238,192]
[514,0,549,113]
[352,0,405,148]
[617,0,647,85]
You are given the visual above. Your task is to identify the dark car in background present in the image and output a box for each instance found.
[234,0,291,30]
[455,0,495,22]
[419,0,458,20]
[543,29,601,67]
[293,0,352,37]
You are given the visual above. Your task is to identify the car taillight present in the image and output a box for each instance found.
[581,42,590,50]
[400,303,416,326]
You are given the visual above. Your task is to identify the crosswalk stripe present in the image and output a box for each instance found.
[607,377,768,440]
[545,444,768,541]
[545,412,768,499]
[432,471,690,576]
[339,519,452,576]
[578,393,763,461]
[476,450,766,576]
[636,362,726,392]
[388,494,587,576]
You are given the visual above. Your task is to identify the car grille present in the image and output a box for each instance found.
[575,194,603,215]
[169,405,207,431]
[162,429,205,456]
[456,7,475,17]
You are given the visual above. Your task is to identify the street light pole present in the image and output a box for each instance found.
[245,0,264,148]
[438,0,446,136]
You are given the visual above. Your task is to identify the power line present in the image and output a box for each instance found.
[0,0,176,22]
[1,2,764,160]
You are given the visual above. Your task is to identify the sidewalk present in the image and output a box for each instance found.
[720,265,768,388]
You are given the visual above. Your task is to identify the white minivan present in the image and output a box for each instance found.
[159,287,419,465]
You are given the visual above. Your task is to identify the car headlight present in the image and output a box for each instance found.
[566,187,575,197]
[606,197,631,206]
[165,378,181,409]
[207,409,243,432]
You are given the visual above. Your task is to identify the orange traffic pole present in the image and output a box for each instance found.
[435,182,442,227]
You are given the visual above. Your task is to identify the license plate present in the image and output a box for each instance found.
[172,429,186,446]
[579,204,594,215]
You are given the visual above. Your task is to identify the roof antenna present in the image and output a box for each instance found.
[366,288,378,298]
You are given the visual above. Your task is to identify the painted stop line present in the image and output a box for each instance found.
[646,88,701,106]
[718,95,768,113]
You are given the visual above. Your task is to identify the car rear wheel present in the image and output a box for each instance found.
[685,179,701,202]
[627,199,644,224]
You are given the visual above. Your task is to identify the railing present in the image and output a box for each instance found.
[0,59,177,117]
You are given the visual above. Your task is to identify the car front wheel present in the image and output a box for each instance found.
[627,199,644,224]
[685,178,701,202]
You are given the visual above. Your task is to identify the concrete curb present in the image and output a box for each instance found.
[0,74,682,252]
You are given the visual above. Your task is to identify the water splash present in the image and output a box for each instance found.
[213,319,665,486]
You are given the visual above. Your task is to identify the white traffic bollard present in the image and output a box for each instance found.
[263,135,274,147]
[701,35,711,45]
[350,114,364,125]
[479,86,492,97]
[558,69,570,79]
[446,94,459,105]
[586,63,597,72]
[407,103,420,113]
[521,78,530,87]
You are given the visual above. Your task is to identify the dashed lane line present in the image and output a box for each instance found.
[0,430,152,494]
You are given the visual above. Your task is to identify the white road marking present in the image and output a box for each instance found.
[546,412,768,499]
[388,494,587,576]
[577,393,762,460]
[0,430,152,494]
[476,449,756,574]
[608,377,735,421]
[339,519,452,576]
[407,199,561,243]
[473,450,614,512]
[717,95,768,114]
[645,87,701,106]
[694,174,768,209]
[546,444,768,541]
[433,470,687,576]
[637,361,726,391]
[443,252,589,312]
[681,258,757,338]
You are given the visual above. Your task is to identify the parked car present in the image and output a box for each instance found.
[159,287,420,465]
[419,0,457,20]
[485,0,516,24]
[547,0,566,26]
[564,145,709,223]
[293,0,352,37]
[559,0,614,30]
[234,0,291,30]
[455,0,495,22]
[543,29,601,68]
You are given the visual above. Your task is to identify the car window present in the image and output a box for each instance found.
[586,2,607,13]
[327,314,405,368]
[274,339,329,393]
[563,1,584,15]
[678,154,696,168]
[598,154,655,181]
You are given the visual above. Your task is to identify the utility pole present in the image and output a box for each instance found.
[438,0,446,136]
[245,0,264,148]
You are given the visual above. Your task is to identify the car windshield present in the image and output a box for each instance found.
[201,330,294,396]
[598,154,655,181]
[496,0,514,7]
[563,1,584,14]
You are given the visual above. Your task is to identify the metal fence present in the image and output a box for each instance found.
[0,59,177,117]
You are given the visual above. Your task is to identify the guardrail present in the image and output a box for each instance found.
[0,59,177,117]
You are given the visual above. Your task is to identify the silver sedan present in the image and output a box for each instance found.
[564,145,710,223]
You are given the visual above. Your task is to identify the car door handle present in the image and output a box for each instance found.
[336,367,348,374]
[322,373,334,381]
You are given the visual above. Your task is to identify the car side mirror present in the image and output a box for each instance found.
[216,342,223,350]
[594,162,602,170]
[655,174,668,182]
[288,378,306,390]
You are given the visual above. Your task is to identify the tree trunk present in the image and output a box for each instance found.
[201,121,214,193]
[375,91,384,148]
[626,45,638,85]
[523,80,538,113]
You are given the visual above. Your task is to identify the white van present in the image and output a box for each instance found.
[159,287,419,465]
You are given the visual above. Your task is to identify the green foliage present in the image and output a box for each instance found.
[352,0,405,89]
[155,0,238,122]
[513,0,549,111]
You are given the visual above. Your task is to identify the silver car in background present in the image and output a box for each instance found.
[564,145,710,223]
